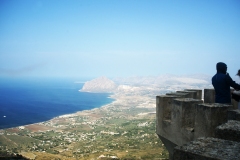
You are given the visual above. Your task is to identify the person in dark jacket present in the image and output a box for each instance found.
[212,62,240,103]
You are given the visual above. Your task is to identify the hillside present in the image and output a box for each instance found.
[80,76,118,93]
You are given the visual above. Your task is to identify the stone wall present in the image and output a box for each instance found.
[156,89,240,160]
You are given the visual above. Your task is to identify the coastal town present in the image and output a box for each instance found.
[0,75,211,159]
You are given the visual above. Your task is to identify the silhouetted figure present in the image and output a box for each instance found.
[212,62,240,103]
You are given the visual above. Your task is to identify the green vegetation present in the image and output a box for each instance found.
[0,105,168,160]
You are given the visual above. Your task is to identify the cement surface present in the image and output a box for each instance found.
[174,137,240,160]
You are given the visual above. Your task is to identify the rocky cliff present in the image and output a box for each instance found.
[80,76,118,93]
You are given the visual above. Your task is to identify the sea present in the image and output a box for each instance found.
[0,78,114,129]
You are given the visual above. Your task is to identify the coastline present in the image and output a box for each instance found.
[0,90,156,133]
[0,88,164,160]
[0,76,212,159]
[0,78,115,130]
[0,93,117,131]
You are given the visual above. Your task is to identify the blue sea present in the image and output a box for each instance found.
[0,78,113,129]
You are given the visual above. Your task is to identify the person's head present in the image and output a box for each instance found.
[237,69,240,77]
[216,62,227,74]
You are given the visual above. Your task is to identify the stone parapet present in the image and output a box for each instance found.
[203,89,215,103]
[156,95,181,159]
[156,89,204,159]
[172,98,203,145]
[203,88,238,109]
[156,95,180,137]
[156,88,240,160]
[194,103,230,138]
[184,89,202,100]
[156,96,203,142]
[173,137,240,160]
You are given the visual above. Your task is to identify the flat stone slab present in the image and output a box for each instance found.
[215,120,240,142]
[173,137,240,160]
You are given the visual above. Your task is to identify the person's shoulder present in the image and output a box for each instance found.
[225,73,233,79]
[212,73,224,78]
[224,73,237,85]
[212,74,217,80]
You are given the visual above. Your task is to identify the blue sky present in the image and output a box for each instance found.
[0,0,239,79]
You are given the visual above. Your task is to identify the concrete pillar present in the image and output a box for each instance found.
[172,98,203,145]
[194,103,231,138]
[156,95,180,160]
[184,89,202,100]
[156,95,180,135]
[204,89,215,103]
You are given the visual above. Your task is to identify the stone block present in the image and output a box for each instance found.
[231,99,239,109]
[172,98,203,145]
[156,95,183,160]
[215,120,240,142]
[173,137,240,160]
[156,95,180,137]
[184,89,202,99]
[204,89,215,103]
[194,103,230,138]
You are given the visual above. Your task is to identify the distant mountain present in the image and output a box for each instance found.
[112,74,211,86]
[80,74,212,93]
[80,76,118,93]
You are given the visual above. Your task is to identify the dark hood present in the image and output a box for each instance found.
[216,62,227,74]
[237,69,240,76]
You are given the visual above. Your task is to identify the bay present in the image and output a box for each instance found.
[0,78,113,129]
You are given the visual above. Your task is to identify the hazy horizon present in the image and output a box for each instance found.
[1,0,239,79]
